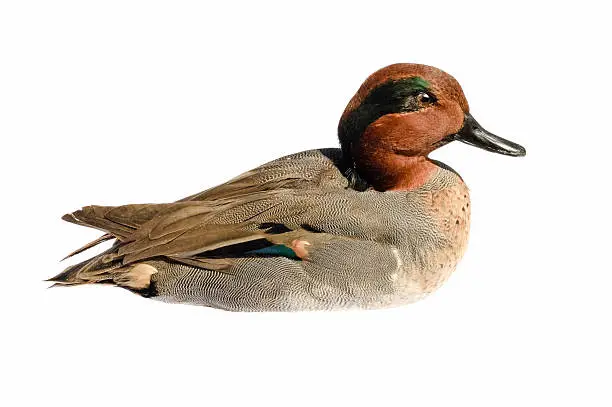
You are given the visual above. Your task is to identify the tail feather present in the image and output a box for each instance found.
[49,246,157,295]
[61,233,115,261]
[62,207,133,239]
[49,246,124,285]
[47,259,93,285]
[59,203,163,260]
[62,203,176,240]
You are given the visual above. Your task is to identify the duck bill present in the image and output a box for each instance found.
[453,113,526,157]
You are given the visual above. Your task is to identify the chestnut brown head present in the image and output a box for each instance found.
[338,64,525,185]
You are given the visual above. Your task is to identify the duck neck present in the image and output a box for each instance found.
[351,148,438,192]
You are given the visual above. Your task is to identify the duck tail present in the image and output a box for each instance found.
[49,245,158,296]
[49,244,121,286]
[51,203,168,294]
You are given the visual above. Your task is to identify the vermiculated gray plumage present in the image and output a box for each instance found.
[51,149,470,311]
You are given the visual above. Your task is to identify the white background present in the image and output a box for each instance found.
[1,1,610,406]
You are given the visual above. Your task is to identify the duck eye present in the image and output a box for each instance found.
[418,92,434,104]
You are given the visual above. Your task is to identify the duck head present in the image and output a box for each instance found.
[338,63,526,191]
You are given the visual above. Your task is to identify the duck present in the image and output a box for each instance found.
[49,63,526,311]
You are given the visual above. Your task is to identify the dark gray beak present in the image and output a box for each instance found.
[453,113,526,157]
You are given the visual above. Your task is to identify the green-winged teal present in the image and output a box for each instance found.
[50,63,526,311]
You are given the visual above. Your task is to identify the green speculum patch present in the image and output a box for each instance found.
[246,244,299,259]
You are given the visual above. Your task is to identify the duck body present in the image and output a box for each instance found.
[156,149,469,311]
[55,148,469,311]
[51,63,523,311]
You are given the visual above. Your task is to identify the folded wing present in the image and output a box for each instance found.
[61,149,358,269]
